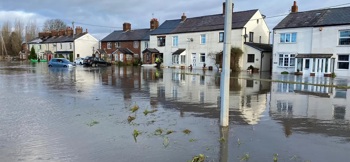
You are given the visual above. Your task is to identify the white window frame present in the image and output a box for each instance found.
[107,42,112,49]
[144,42,149,48]
[180,55,186,64]
[133,41,139,48]
[280,32,297,43]
[339,30,350,45]
[200,34,206,45]
[115,42,120,48]
[172,55,179,64]
[337,54,349,70]
[219,32,224,42]
[172,36,178,47]
[70,43,72,49]
[278,53,295,67]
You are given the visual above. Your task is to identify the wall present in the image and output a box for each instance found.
[75,34,99,58]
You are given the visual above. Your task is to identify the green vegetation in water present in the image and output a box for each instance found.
[237,138,241,145]
[130,104,139,113]
[240,153,250,161]
[166,130,174,135]
[273,153,278,162]
[189,154,206,162]
[219,137,225,143]
[163,137,169,148]
[154,128,163,135]
[132,129,141,142]
[127,116,136,123]
[143,109,158,116]
[183,129,192,135]
[189,138,197,142]
[332,72,336,78]
[87,120,99,127]
[281,71,289,74]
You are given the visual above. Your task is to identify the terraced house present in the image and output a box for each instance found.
[147,2,272,71]
[273,1,350,77]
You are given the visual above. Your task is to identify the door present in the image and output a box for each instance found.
[120,54,124,62]
[303,59,311,75]
[192,53,196,67]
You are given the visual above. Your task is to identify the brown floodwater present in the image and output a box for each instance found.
[0,61,349,162]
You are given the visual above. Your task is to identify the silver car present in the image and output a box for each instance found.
[48,58,75,68]
[74,57,84,65]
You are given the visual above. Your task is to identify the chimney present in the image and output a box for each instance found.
[291,1,298,13]
[66,27,73,36]
[85,29,88,33]
[150,18,159,30]
[181,13,187,22]
[123,22,131,31]
[44,31,51,37]
[223,2,234,15]
[75,26,83,35]
[59,29,65,36]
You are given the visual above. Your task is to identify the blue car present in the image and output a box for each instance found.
[48,58,75,68]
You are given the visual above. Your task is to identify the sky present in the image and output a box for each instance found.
[1,0,350,40]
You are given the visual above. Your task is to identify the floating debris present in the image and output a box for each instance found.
[273,153,278,162]
[127,116,136,123]
[166,130,174,135]
[87,120,99,127]
[183,129,191,135]
[143,109,158,116]
[240,153,250,161]
[133,129,140,142]
[130,104,139,113]
[163,137,169,148]
[189,154,206,162]
[155,128,163,135]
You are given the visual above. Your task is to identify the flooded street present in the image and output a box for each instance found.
[0,61,350,162]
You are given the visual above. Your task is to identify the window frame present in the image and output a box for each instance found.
[280,32,297,43]
[247,54,255,63]
[115,42,120,48]
[219,32,224,42]
[172,36,178,47]
[133,41,139,48]
[200,53,205,63]
[337,54,349,70]
[200,34,206,45]
[249,32,254,42]
[180,55,186,64]
[107,42,112,49]
[278,53,295,67]
[157,36,166,47]
[339,30,350,45]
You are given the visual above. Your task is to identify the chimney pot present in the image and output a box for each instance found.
[181,13,187,22]
[150,18,159,30]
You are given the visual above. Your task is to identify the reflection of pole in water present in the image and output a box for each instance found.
[219,126,229,162]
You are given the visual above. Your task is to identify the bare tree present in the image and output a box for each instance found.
[42,19,67,31]
[25,20,39,42]
[1,21,11,56]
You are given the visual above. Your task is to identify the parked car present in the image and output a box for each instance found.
[83,57,111,67]
[48,58,75,68]
[74,57,84,65]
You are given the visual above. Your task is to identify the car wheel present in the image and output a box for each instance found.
[95,63,98,67]
[63,65,67,68]
[80,62,83,65]
[48,65,52,67]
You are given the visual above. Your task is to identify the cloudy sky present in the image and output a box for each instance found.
[1,0,350,39]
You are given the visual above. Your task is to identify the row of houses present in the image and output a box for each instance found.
[27,1,350,77]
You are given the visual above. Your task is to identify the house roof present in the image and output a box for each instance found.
[112,48,134,55]
[295,53,333,58]
[142,48,159,53]
[28,33,87,44]
[244,42,272,52]
[274,6,350,29]
[151,10,258,35]
[96,49,107,55]
[101,29,151,42]
[172,48,186,55]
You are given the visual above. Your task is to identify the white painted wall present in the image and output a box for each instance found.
[75,34,99,59]
[140,40,149,60]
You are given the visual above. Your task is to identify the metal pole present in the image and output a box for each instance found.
[220,0,233,127]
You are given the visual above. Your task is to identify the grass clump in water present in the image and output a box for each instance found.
[240,153,250,161]
[273,153,278,162]
[163,137,169,148]
[166,130,174,135]
[154,128,163,135]
[132,129,141,142]
[183,129,191,135]
[87,120,99,127]
[130,104,139,113]
[143,109,157,116]
[281,71,289,74]
[127,116,136,123]
[189,154,206,162]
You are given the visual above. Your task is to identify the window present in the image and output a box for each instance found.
[305,59,310,69]
[339,30,350,45]
[181,55,186,64]
[278,54,295,67]
[70,43,72,49]
[200,53,205,62]
[133,41,139,48]
[39,45,41,50]
[107,42,112,49]
[219,32,224,42]
[60,43,62,49]
[249,32,254,42]
[280,33,297,43]
[334,106,346,120]
[157,36,166,46]
[172,55,179,64]
[172,36,178,47]
[115,42,120,48]
[144,42,148,48]
[200,34,206,44]
[338,55,349,69]
[247,54,255,63]
[246,80,254,87]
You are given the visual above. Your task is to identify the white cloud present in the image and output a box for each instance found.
[0,10,47,28]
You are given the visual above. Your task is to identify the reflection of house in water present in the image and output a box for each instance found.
[148,69,270,125]
[270,75,350,138]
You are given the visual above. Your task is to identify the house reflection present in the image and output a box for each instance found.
[270,75,350,138]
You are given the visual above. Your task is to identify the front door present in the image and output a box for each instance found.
[303,59,310,76]
[192,53,196,67]
[120,54,124,62]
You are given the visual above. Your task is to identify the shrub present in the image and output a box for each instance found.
[281,71,289,74]
[331,72,336,78]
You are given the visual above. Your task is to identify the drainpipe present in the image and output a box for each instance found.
[244,27,247,43]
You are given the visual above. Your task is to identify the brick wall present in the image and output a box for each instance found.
[101,41,141,54]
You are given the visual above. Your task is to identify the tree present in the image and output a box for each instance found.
[42,19,67,31]
[25,20,39,42]
[209,47,243,71]
[28,46,37,59]
[1,21,11,56]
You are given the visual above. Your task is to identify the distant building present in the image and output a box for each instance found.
[273,1,350,77]
[27,27,99,61]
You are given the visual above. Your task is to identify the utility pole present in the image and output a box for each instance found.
[72,21,75,60]
[220,0,233,127]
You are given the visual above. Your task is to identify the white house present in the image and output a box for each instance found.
[28,27,98,61]
[148,2,272,71]
[273,1,350,77]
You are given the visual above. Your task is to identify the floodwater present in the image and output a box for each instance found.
[0,61,349,162]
